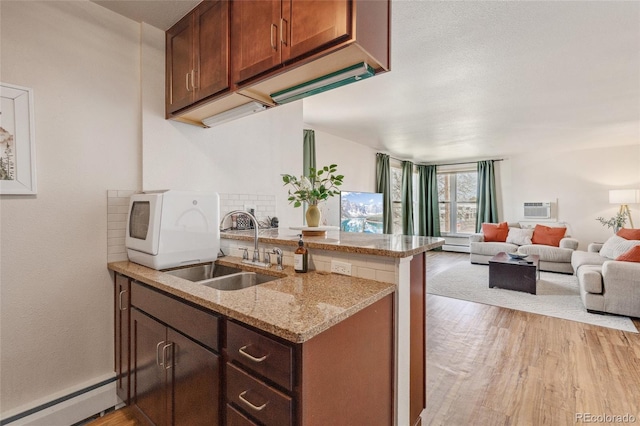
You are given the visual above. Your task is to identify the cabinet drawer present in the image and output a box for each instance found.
[130,281,219,351]
[226,404,258,426]
[226,363,292,426]
[226,321,293,391]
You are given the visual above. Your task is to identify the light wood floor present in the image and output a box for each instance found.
[89,251,640,425]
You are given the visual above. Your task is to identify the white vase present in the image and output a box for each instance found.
[305,204,321,227]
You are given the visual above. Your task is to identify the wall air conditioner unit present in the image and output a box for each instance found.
[201,101,267,128]
[523,202,551,219]
[270,62,375,105]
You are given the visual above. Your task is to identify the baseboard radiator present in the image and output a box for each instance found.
[441,235,471,253]
[1,374,120,426]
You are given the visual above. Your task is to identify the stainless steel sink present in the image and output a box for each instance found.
[164,263,243,281]
[199,272,279,291]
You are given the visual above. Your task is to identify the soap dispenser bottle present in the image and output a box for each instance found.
[294,234,308,273]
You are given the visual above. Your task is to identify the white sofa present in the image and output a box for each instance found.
[571,237,640,317]
[470,223,578,274]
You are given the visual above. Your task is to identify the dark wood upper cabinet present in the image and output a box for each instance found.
[231,0,282,85]
[166,0,230,116]
[232,0,351,85]
[283,0,350,64]
[167,0,389,126]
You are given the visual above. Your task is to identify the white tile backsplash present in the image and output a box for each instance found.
[219,193,276,227]
[107,190,136,262]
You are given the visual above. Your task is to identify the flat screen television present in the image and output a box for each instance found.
[340,191,384,233]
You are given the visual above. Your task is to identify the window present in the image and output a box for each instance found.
[391,164,419,235]
[391,166,403,234]
[438,171,477,234]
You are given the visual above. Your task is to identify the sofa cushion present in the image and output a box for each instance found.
[617,228,640,240]
[577,266,603,294]
[531,225,566,247]
[470,242,518,257]
[599,235,640,259]
[482,222,509,242]
[571,250,607,272]
[517,244,573,263]
[506,228,533,245]
[616,245,640,262]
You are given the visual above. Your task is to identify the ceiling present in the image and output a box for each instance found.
[92,0,640,164]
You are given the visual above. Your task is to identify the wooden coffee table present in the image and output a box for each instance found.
[488,252,540,294]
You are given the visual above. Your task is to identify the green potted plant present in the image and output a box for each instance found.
[282,164,343,226]
[596,211,628,233]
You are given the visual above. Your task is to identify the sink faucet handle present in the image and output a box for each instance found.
[272,247,283,270]
[239,247,249,260]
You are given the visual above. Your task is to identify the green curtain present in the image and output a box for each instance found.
[302,130,316,225]
[303,129,316,179]
[417,165,441,237]
[476,160,499,232]
[401,161,414,235]
[376,153,393,234]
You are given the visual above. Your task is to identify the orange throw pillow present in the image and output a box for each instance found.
[616,245,640,262]
[482,222,509,242]
[531,225,566,247]
[617,228,640,240]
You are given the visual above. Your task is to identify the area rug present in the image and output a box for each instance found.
[427,263,638,333]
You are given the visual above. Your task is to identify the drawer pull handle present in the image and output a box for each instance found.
[239,345,268,363]
[239,391,267,411]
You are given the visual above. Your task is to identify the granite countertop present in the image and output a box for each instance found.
[108,257,395,343]
[221,228,445,258]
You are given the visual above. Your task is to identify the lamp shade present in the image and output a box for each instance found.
[609,189,640,204]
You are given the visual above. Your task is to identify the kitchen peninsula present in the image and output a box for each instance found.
[109,231,443,425]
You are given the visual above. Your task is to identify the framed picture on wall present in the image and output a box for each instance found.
[1,82,37,195]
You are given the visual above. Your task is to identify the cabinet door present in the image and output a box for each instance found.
[170,328,221,426]
[231,0,282,84]
[282,0,351,63]
[167,15,195,114]
[115,274,130,403]
[194,0,230,103]
[131,308,169,426]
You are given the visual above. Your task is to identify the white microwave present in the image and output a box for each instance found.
[125,190,220,270]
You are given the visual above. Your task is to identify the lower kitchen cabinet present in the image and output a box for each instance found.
[114,274,130,403]
[131,308,221,426]
[114,273,393,425]
[226,294,394,425]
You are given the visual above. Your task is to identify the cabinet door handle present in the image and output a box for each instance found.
[118,289,128,311]
[238,345,268,363]
[162,343,173,370]
[190,69,198,90]
[156,341,165,368]
[239,391,268,411]
[270,24,278,51]
[280,18,288,46]
[185,73,191,92]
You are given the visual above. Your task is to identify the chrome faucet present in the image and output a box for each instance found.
[220,210,270,268]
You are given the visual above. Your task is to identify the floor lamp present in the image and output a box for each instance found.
[609,189,640,229]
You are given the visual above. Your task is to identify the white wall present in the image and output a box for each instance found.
[0,0,140,416]
[499,143,640,249]
[140,24,304,229]
[307,128,378,226]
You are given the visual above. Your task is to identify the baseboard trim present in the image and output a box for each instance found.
[1,375,118,426]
